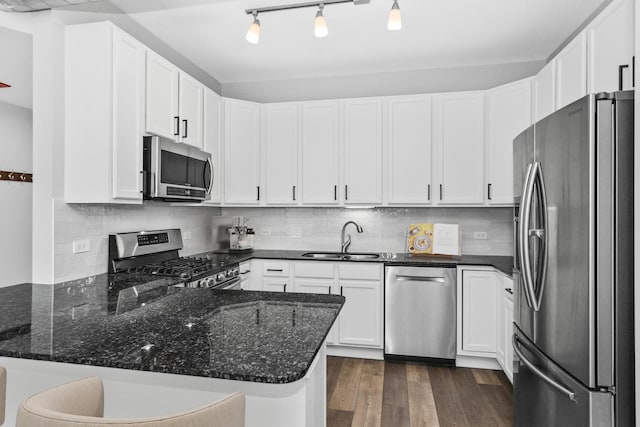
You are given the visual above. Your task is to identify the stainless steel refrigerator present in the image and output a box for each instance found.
[512,91,634,426]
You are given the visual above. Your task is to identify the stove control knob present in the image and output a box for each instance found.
[217,273,226,282]
[207,278,215,287]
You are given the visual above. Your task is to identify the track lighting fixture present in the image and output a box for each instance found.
[245,0,401,43]
[314,4,328,38]
[387,0,401,31]
[246,11,261,44]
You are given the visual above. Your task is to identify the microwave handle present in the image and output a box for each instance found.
[205,157,214,195]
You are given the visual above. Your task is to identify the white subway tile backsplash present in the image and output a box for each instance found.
[54,199,220,282]
[214,207,513,255]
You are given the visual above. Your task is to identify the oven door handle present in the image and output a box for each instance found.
[213,277,241,290]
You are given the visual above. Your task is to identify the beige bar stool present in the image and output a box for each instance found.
[0,365,6,426]
[16,376,244,427]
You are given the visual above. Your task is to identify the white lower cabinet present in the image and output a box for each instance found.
[503,290,514,383]
[239,261,252,290]
[456,266,501,369]
[252,260,383,351]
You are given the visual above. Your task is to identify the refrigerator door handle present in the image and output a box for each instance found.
[513,334,577,402]
[531,162,549,310]
[518,163,536,309]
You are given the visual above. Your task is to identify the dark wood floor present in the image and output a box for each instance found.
[327,356,513,427]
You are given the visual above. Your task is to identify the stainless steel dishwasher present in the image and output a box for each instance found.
[384,266,457,363]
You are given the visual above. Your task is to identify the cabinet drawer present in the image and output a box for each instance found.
[338,263,381,280]
[294,262,335,278]
[262,262,290,276]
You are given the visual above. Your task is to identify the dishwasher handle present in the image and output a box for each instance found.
[394,275,446,283]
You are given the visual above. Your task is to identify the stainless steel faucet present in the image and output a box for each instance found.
[340,221,363,253]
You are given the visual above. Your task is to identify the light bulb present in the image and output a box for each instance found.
[388,0,401,31]
[314,6,328,38]
[246,14,260,44]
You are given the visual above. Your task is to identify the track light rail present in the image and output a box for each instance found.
[245,0,369,15]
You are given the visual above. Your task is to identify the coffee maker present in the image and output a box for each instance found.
[228,216,254,252]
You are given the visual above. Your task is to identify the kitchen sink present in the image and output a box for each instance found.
[301,252,380,260]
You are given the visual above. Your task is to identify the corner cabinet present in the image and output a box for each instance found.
[202,88,223,204]
[224,98,261,205]
[485,79,532,205]
[65,22,146,204]
[301,102,341,205]
[433,92,485,205]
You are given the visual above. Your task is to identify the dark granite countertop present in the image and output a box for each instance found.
[200,249,514,277]
[0,277,344,384]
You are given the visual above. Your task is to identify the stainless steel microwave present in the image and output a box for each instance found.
[142,136,213,202]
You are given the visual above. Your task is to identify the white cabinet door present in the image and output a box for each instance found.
[534,60,556,121]
[262,278,290,293]
[337,280,382,348]
[485,79,532,205]
[504,292,514,383]
[112,28,146,201]
[496,275,506,370]
[301,102,340,204]
[203,88,222,204]
[555,32,588,110]
[178,72,204,149]
[587,0,635,93]
[461,269,498,353]
[343,99,382,204]
[145,51,179,140]
[434,92,485,205]
[264,103,299,205]
[294,279,337,344]
[65,22,145,204]
[224,99,261,205]
[386,96,432,204]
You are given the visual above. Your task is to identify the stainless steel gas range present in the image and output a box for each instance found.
[108,229,240,314]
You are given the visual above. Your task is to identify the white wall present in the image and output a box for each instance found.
[213,207,513,256]
[0,101,32,287]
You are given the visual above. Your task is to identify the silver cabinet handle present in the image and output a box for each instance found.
[513,334,576,402]
[395,276,446,283]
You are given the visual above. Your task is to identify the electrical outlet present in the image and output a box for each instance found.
[473,231,488,240]
[183,231,192,240]
[261,229,271,236]
[72,240,90,253]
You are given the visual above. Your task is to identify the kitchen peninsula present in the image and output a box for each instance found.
[0,276,344,427]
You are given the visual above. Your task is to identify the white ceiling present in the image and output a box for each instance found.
[0,26,32,109]
[109,0,608,84]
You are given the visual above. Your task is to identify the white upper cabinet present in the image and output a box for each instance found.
[343,99,383,205]
[177,73,204,149]
[555,32,588,109]
[301,101,341,205]
[386,96,432,204]
[264,103,299,205]
[485,79,532,205]
[145,51,179,140]
[65,22,146,204]
[203,88,222,204]
[533,60,556,121]
[224,98,261,205]
[146,51,204,149]
[587,0,635,93]
[434,92,485,205]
